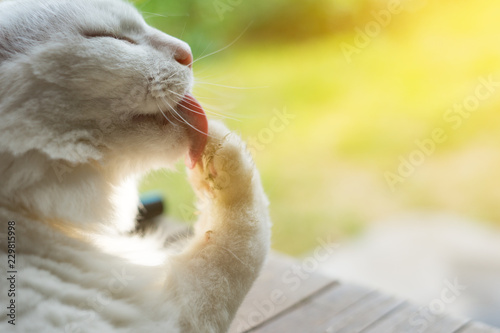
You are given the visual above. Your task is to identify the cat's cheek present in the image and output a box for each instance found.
[29,41,149,100]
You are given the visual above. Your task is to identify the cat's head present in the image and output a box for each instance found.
[0,0,207,174]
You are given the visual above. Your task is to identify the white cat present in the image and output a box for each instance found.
[0,0,271,332]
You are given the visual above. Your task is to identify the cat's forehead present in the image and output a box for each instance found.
[2,0,146,33]
[74,0,146,31]
[0,0,149,63]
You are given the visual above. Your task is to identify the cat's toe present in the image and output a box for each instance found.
[188,121,255,201]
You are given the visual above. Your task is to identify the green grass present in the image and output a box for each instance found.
[141,0,500,256]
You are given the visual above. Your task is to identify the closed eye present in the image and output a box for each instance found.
[83,32,137,45]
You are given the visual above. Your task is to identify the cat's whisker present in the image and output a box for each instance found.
[197,106,242,122]
[167,91,206,116]
[169,82,188,89]
[160,96,191,126]
[167,90,240,121]
[190,95,225,100]
[165,100,216,139]
[179,21,188,40]
[190,68,214,79]
[184,104,241,122]
[156,101,178,125]
[176,103,205,116]
[195,81,268,90]
[136,0,153,10]
[167,71,180,80]
[159,98,183,123]
[194,42,213,64]
[140,11,188,19]
[190,22,253,66]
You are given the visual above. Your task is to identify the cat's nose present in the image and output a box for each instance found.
[149,29,193,68]
[174,46,193,68]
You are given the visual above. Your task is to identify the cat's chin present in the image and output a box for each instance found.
[128,94,208,169]
[130,113,172,127]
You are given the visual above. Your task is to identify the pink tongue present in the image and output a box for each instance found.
[176,94,208,169]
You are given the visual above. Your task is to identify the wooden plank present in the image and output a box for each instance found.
[327,292,403,333]
[423,315,469,333]
[456,322,500,333]
[381,307,469,333]
[363,304,498,333]
[229,251,500,333]
[360,302,418,333]
[229,252,337,333]
[370,303,430,333]
[247,283,374,333]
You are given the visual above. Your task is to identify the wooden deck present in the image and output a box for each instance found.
[143,217,498,333]
[230,253,500,333]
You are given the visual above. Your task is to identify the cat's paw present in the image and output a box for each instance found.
[188,121,255,203]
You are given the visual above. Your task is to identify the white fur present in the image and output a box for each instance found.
[0,1,271,332]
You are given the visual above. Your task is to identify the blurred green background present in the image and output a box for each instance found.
[136,0,500,256]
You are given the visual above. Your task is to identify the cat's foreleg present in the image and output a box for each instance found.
[168,121,271,332]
